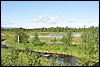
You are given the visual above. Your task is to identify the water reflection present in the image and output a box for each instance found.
[44,54,77,66]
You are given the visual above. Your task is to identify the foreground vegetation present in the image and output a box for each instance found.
[1,26,99,66]
[1,48,63,66]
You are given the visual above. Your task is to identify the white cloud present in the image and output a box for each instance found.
[34,15,59,24]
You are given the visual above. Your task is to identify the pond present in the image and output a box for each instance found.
[43,54,77,66]
[30,33,81,38]
[32,51,78,66]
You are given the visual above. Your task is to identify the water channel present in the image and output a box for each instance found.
[1,40,78,66]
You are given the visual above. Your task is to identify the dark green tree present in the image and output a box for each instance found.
[15,31,29,43]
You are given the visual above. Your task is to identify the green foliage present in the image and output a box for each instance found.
[1,47,42,66]
[61,31,73,46]
[81,26,99,66]
[15,31,29,43]
[32,32,43,46]
[1,48,19,66]
[24,44,42,66]
[51,37,57,42]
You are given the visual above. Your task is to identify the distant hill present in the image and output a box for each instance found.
[1,26,15,29]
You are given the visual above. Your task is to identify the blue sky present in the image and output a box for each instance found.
[1,1,99,29]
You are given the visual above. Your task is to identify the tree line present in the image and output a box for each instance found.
[1,26,99,32]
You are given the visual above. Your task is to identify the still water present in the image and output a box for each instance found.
[30,33,81,38]
[31,51,78,66]
[44,54,77,66]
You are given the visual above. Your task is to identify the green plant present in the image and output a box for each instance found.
[61,31,73,46]
[32,32,43,46]
[15,31,29,43]
[51,37,57,42]
[80,26,99,66]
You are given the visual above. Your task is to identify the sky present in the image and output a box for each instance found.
[1,1,99,29]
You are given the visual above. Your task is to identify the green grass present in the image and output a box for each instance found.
[4,40,89,59]
[1,31,99,66]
